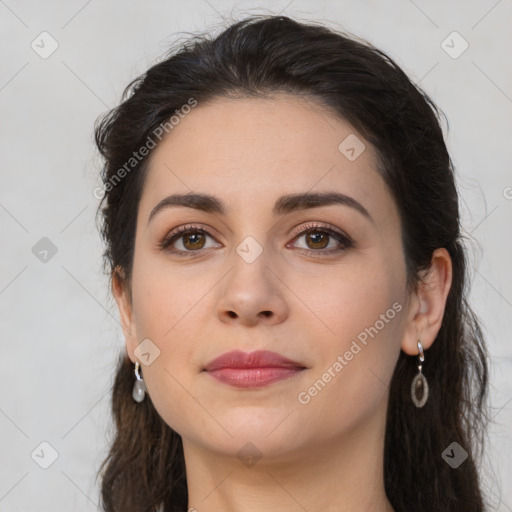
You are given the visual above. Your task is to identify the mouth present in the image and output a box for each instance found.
[203,350,307,389]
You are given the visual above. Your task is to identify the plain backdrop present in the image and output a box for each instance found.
[1,0,511,510]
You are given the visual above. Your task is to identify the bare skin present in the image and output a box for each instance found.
[113,93,452,512]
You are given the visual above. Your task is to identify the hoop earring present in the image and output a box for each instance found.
[411,340,429,408]
[132,361,146,403]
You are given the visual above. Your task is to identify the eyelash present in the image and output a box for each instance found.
[157,222,354,258]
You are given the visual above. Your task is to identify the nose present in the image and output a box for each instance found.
[216,250,289,327]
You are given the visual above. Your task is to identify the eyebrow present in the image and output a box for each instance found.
[147,191,374,225]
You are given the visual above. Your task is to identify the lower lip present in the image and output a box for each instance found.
[205,367,304,388]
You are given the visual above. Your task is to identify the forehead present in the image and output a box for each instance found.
[139,94,394,222]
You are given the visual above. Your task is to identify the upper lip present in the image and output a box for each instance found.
[204,350,306,371]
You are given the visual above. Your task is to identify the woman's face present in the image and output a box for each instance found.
[117,93,412,462]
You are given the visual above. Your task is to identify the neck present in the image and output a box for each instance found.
[182,403,394,512]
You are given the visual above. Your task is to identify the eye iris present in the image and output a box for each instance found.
[307,231,329,249]
[183,232,205,250]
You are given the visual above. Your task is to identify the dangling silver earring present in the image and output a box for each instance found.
[411,340,429,408]
[132,361,146,403]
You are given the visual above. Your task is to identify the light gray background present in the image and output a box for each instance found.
[1,0,511,510]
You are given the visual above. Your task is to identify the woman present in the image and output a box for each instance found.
[94,14,489,512]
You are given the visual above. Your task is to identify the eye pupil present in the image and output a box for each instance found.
[307,231,329,249]
[184,232,205,250]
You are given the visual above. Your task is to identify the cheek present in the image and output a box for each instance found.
[291,253,405,344]
[129,261,213,430]
[292,255,405,416]
[295,297,403,434]
[131,255,205,340]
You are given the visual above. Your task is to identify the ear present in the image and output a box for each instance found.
[111,266,139,364]
[401,248,453,356]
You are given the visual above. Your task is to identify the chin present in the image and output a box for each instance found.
[183,409,306,457]
[194,429,305,464]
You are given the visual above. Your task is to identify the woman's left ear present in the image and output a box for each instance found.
[401,248,453,355]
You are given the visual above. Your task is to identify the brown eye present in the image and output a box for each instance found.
[289,224,354,256]
[159,226,220,256]
[159,223,353,258]
[181,231,206,250]
[304,231,330,250]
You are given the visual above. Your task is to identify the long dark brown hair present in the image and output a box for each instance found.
[94,14,490,512]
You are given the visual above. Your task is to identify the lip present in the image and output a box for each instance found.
[203,350,306,389]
